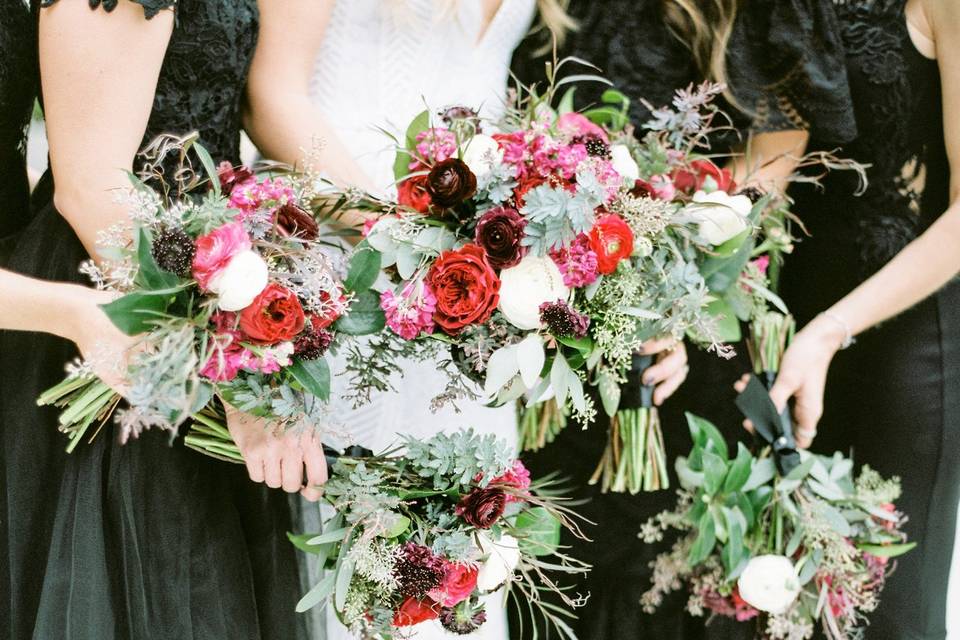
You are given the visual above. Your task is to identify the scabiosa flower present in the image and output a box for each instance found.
[582,136,611,158]
[549,234,599,288]
[440,105,481,129]
[151,226,196,276]
[439,597,488,635]
[294,328,333,360]
[380,282,437,340]
[394,543,446,599]
[539,300,590,339]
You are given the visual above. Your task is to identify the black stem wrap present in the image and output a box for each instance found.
[322,444,374,469]
[734,374,800,475]
[618,353,656,411]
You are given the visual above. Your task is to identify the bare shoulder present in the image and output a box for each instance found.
[925,0,960,35]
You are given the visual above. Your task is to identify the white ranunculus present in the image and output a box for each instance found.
[686,189,753,246]
[462,134,503,179]
[498,254,570,330]
[209,249,269,311]
[610,144,640,183]
[737,555,801,614]
[476,533,521,592]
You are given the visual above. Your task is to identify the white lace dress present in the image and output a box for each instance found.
[310,1,536,638]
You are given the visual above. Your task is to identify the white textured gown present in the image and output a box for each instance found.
[310,1,537,638]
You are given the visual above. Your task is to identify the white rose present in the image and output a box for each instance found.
[498,254,570,330]
[737,555,801,614]
[610,144,640,183]
[462,134,503,179]
[476,533,521,592]
[686,189,752,246]
[208,249,269,311]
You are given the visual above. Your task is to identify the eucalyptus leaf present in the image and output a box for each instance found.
[295,570,336,613]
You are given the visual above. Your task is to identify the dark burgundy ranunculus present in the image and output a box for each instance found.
[275,202,319,240]
[217,161,254,195]
[474,206,526,269]
[427,158,477,209]
[455,486,507,529]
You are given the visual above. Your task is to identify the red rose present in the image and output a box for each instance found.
[427,244,500,335]
[455,486,507,529]
[428,563,479,607]
[398,174,433,213]
[393,597,440,627]
[239,283,306,344]
[589,214,634,275]
[671,159,737,194]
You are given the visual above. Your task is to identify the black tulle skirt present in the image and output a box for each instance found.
[1,175,306,640]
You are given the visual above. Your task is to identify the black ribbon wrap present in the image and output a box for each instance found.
[734,374,800,476]
[322,444,374,470]
[618,353,656,411]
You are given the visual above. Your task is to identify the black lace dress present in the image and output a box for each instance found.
[509,2,856,639]
[1,2,307,639]
[781,2,958,638]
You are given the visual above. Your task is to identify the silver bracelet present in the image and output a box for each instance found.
[821,312,856,350]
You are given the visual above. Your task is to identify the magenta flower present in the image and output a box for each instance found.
[550,234,599,288]
[411,127,458,170]
[192,221,252,290]
[380,281,437,340]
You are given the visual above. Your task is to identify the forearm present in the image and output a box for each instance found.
[0,270,87,340]
[53,170,135,258]
[827,202,960,336]
[729,130,811,194]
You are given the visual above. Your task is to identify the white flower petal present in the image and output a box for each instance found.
[516,334,545,390]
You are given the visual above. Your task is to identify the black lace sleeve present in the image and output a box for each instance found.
[727,0,857,144]
[40,0,176,19]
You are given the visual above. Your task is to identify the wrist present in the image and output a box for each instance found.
[808,313,849,354]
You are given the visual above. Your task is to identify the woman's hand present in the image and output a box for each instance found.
[639,337,690,406]
[225,404,329,502]
[63,285,139,394]
[735,314,847,448]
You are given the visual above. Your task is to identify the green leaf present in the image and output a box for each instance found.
[393,109,432,181]
[705,297,742,342]
[784,456,815,482]
[818,502,852,537]
[685,413,729,459]
[100,291,172,335]
[334,557,355,613]
[343,246,382,293]
[702,451,727,496]
[306,526,351,546]
[295,570,336,613]
[192,142,221,197]
[334,289,386,336]
[742,457,776,492]
[380,515,410,539]
[857,542,917,558]
[288,358,331,402]
[688,510,717,565]
[556,334,594,355]
[675,456,705,489]
[723,444,754,493]
[557,87,577,114]
[701,237,755,295]
[134,227,181,291]
[515,507,562,557]
[288,532,329,555]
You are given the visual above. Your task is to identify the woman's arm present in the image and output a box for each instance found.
[768,0,960,446]
[244,0,378,195]
[730,129,811,193]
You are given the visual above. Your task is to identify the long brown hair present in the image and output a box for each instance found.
[662,0,741,105]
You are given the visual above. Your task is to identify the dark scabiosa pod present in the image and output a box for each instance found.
[151,226,196,277]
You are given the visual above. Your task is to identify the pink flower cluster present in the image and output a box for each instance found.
[200,313,293,382]
[411,128,458,170]
[702,587,759,622]
[550,234,599,287]
[492,460,532,504]
[380,281,437,340]
[227,176,295,218]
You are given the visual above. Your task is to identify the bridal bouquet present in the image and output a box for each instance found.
[291,428,588,639]
[641,314,913,639]
[38,138,378,455]
[346,73,785,493]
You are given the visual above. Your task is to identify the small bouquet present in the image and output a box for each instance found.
[640,313,914,639]
[347,71,787,493]
[38,136,379,456]
[291,428,588,639]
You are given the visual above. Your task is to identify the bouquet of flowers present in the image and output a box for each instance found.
[38,136,380,456]
[346,70,787,493]
[291,428,588,639]
[640,313,914,639]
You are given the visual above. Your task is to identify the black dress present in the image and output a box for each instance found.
[1,2,307,639]
[509,2,855,638]
[781,2,958,638]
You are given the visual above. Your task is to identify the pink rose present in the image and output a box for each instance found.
[428,563,478,607]
[192,222,252,290]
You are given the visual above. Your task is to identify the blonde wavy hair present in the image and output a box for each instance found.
[662,0,741,105]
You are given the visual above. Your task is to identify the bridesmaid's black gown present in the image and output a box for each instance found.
[782,2,959,638]
[1,2,307,639]
[509,2,855,638]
